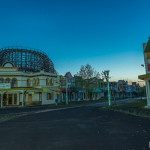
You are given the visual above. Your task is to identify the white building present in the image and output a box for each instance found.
[138,37,150,108]
[0,47,60,107]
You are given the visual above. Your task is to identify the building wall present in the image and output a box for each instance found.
[41,92,57,105]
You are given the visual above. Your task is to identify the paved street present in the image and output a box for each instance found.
[0,99,150,150]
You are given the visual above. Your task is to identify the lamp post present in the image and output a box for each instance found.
[58,76,68,104]
[66,77,68,104]
[103,70,111,106]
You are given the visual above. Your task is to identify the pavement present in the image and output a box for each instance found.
[0,97,149,150]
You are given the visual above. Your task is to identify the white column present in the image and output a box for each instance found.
[22,91,24,107]
[145,80,150,107]
[1,92,3,108]
[17,93,19,105]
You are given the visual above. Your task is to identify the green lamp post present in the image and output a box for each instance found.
[66,77,68,104]
[103,70,111,106]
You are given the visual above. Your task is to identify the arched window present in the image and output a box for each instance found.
[27,79,31,87]
[46,78,49,86]
[0,78,4,83]
[33,78,36,86]
[5,78,10,83]
[50,79,54,86]
[47,93,52,100]
[11,78,17,87]
[36,78,40,86]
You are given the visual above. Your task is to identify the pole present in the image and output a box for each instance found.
[22,91,25,107]
[107,78,111,106]
[66,77,68,104]
[103,70,111,106]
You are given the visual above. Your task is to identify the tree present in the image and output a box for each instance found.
[76,64,101,99]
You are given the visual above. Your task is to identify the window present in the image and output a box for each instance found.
[33,78,36,86]
[0,78,4,83]
[46,78,49,86]
[14,94,17,105]
[101,83,104,89]
[27,79,31,87]
[36,78,40,86]
[5,78,10,83]
[47,93,53,100]
[50,79,53,86]
[8,94,12,104]
[11,78,17,87]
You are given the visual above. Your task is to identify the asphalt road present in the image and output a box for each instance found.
[0,98,150,150]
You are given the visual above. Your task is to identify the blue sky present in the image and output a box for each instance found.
[0,0,149,84]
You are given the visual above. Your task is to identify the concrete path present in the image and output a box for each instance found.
[0,97,149,150]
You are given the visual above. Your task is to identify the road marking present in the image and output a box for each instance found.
[34,105,83,114]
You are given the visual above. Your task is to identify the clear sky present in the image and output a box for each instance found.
[0,0,149,84]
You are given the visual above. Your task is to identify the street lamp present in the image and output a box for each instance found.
[66,77,68,104]
[103,70,111,106]
[60,76,68,105]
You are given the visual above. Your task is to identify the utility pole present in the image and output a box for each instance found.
[66,77,68,104]
[103,70,111,106]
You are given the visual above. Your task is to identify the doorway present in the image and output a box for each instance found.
[28,94,32,102]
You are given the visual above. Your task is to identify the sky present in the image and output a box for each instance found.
[0,0,150,85]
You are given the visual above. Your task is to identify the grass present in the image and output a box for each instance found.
[0,114,21,121]
[104,99,150,118]
[122,99,147,109]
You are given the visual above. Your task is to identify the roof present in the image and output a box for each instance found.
[144,37,150,53]
[138,73,150,80]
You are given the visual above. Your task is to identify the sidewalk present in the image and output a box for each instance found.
[0,97,145,123]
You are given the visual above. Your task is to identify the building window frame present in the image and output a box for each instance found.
[5,78,11,83]
[33,78,36,86]
[0,78,4,83]
[47,93,53,100]
[27,79,31,87]
[46,78,49,86]
[36,78,40,86]
[11,78,18,87]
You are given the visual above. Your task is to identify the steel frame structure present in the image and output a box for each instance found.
[0,46,55,73]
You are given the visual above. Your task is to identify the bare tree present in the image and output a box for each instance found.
[76,64,101,99]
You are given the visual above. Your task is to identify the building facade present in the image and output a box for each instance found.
[138,37,150,108]
[0,47,60,107]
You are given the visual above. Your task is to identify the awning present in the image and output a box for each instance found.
[126,90,132,93]
[138,74,150,80]
[79,90,86,93]
[42,87,53,93]
[90,89,102,93]
[61,88,71,93]
[0,87,42,92]
[43,87,61,94]
[133,91,139,93]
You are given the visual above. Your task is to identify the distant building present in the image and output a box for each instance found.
[104,80,141,99]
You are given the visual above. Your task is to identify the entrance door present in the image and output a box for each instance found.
[3,94,7,106]
[14,94,17,105]
[28,94,32,102]
[8,94,12,105]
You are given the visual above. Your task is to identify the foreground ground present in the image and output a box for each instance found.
[0,99,150,150]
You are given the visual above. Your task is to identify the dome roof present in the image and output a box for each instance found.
[0,46,55,73]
